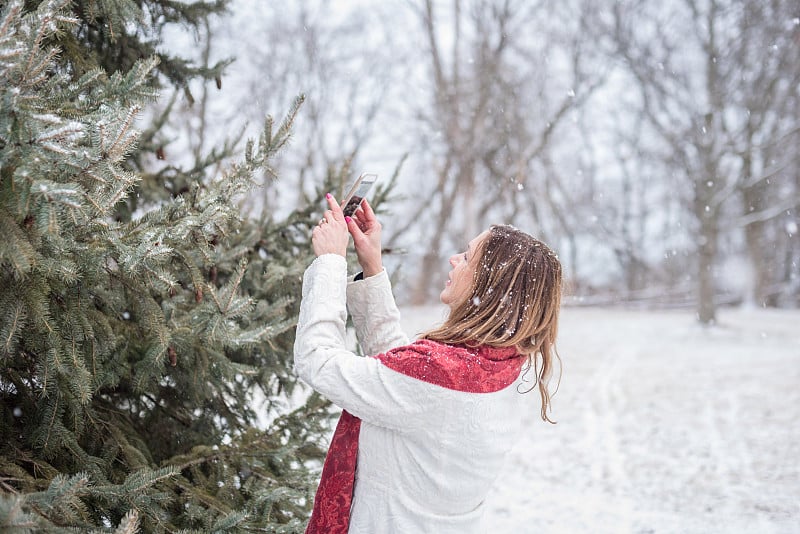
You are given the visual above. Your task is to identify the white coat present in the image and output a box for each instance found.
[294,254,528,533]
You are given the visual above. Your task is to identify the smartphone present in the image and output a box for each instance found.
[341,173,378,217]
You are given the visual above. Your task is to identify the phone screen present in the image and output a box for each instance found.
[342,173,377,216]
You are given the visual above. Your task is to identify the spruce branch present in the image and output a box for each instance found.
[1,302,26,356]
[0,218,30,278]
[0,493,41,532]
[34,120,84,144]
[22,15,56,83]
[112,509,139,534]
[270,93,305,154]
[211,509,249,531]
[24,471,90,523]
[220,258,247,315]
[117,466,179,495]
[0,3,22,40]
[100,105,142,162]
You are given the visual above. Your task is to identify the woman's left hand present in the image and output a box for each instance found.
[312,193,351,257]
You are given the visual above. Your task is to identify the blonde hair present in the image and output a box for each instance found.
[422,225,563,423]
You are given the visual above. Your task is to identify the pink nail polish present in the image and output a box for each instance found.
[325,193,332,199]
[345,216,352,223]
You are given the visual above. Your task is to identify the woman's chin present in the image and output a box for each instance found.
[440,292,460,311]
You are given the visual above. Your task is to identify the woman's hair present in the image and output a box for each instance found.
[422,224,563,423]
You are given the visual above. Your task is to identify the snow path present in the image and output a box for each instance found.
[397,305,800,533]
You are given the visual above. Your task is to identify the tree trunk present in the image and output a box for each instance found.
[695,144,720,325]
[696,214,718,324]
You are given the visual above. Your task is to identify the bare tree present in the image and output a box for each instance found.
[610,0,800,322]
[732,3,800,306]
[209,1,402,218]
[181,0,798,312]
[397,0,606,303]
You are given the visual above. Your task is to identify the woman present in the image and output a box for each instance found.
[294,194,562,533]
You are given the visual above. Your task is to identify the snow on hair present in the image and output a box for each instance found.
[422,225,563,423]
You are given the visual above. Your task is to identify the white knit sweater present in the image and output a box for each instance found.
[294,254,527,534]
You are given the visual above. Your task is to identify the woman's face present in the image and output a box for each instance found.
[440,230,489,309]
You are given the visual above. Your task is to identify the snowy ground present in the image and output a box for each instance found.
[397,305,800,534]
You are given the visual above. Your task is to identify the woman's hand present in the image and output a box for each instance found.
[346,199,383,277]
[312,194,350,257]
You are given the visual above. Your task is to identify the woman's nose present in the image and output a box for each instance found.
[449,255,458,266]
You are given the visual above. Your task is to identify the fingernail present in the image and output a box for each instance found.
[325,193,332,199]
[345,216,352,223]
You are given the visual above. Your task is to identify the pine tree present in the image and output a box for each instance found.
[0,1,337,531]
[39,0,236,218]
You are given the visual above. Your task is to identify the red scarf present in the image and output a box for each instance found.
[305,339,524,534]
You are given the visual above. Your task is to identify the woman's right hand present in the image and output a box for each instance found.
[346,199,383,277]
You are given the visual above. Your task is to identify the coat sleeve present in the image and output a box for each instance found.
[293,255,430,432]
[346,269,410,356]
